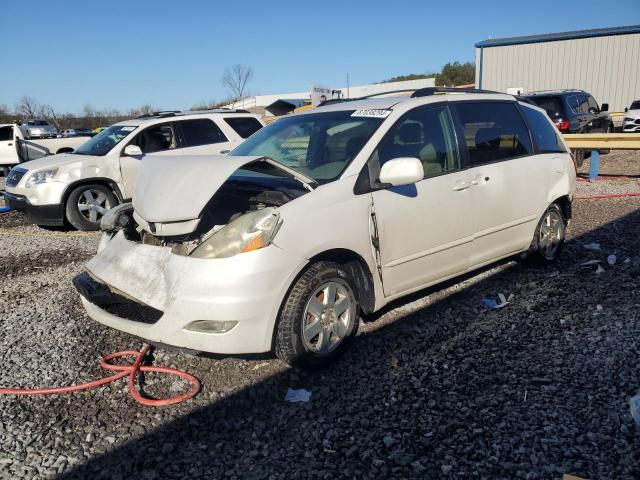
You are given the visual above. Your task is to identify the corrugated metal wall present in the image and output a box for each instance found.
[475,33,640,112]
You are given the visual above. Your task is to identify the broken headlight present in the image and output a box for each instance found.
[190,207,280,259]
[100,202,134,232]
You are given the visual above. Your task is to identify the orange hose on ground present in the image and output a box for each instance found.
[0,344,200,406]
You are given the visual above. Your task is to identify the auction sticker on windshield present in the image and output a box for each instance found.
[351,109,392,118]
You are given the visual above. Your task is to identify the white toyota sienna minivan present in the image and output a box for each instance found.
[75,88,576,366]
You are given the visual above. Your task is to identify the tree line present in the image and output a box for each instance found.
[382,62,476,87]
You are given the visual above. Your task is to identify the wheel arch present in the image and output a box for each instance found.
[306,248,376,315]
[551,194,572,221]
[61,177,124,208]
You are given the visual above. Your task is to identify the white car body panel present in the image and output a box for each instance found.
[78,94,575,356]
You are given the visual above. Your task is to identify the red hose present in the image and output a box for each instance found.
[575,193,640,200]
[0,344,201,406]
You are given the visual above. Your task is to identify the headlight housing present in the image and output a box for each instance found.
[190,207,280,259]
[25,168,58,187]
[100,202,134,232]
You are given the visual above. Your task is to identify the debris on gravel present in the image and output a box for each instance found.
[1,173,640,479]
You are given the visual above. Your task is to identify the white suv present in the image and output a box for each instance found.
[4,111,264,230]
[75,88,575,366]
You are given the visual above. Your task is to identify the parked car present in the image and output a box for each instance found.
[4,110,264,230]
[623,100,640,133]
[20,119,58,139]
[73,88,576,367]
[521,90,614,165]
[60,128,94,138]
[0,123,91,175]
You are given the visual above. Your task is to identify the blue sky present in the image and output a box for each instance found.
[1,0,638,114]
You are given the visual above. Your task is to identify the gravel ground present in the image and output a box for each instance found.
[0,168,640,479]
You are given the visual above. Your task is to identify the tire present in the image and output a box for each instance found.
[275,261,360,367]
[65,184,118,231]
[525,203,566,265]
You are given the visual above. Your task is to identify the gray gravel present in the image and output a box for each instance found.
[1,181,640,479]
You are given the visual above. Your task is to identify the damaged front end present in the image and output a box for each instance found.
[99,156,312,258]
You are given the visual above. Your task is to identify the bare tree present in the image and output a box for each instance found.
[221,64,254,102]
[15,96,40,119]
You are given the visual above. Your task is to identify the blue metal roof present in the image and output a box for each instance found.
[475,25,640,48]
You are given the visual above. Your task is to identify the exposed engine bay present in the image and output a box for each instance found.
[114,161,310,256]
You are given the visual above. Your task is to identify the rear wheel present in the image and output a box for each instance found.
[275,261,360,367]
[526,204,566,265]
[65,184,117,231]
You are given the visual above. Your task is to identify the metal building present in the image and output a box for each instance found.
[475,25,640,112]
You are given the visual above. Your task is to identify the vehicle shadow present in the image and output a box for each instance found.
[59,206,640,480]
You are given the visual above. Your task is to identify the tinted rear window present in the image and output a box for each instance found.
[179,119,227,147]
[224,117,263,138]
[528,97,565,118]
[521,105,566,154]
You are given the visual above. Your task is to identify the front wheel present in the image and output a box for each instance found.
[275,261,360,367]
[526,204,566,265]
[65,184,117,231]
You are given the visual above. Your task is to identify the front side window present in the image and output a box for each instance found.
[74,125,137,156]
[521,105,567,154]
[132,123,178,154]
[576,94,590,114]
[455,102,533,166]
[587,96,600,112]
[0,126,13,141]
[231,111,385,183]
[179,119,227,147]
[377,105,460,177]
[224,117,263,138]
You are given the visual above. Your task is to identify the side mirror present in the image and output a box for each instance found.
[601,103,609,112]
[123,144,143,156]
[379,157,424,187]
[625,107,629,112]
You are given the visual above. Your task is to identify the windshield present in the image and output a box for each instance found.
[73,125,137,156]
[28,120,49,126]
[631,101,640,110]
[230,110,385,183]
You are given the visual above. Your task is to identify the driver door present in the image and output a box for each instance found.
[119,122,182,199]
[370,104,474,297]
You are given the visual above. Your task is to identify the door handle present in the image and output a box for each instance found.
[7,143,12,146]
[452,181,471,191]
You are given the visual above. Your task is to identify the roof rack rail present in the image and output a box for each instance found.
[411,87,501,97]
[136,111,180,119]
[523,89,584,95]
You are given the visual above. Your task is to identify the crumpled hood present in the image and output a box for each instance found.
[133,154,314,224]
[19,153,97,171]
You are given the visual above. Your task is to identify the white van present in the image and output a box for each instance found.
[4,111,263,230]
[75,89,575,366]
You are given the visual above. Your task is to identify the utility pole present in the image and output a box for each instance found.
[346,73,350,99]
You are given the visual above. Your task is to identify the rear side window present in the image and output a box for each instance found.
[224,117,262,139]
[0,126,13,141]
[521,106,567,154]
[378,105,460,177]
[529,97,564,119]
[179,119,227,147]
[454,102,533,166]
